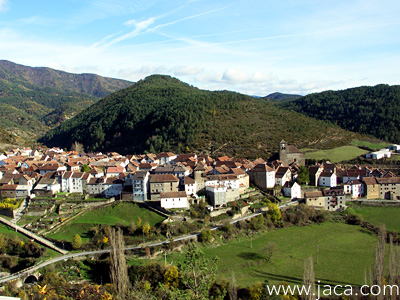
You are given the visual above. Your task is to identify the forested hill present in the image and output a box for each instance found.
[0,60,132,142]
[281,84,400,143]
[40,75,363,158]
[0,60,132,98]
[264,92,302,102]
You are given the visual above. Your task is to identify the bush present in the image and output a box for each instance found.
[199,228,213,243]
[345,213,363,225]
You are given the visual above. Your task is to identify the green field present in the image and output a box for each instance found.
[47,203,166,242]
[0,222,30,240]
[350,139,388,151]
[303,145,369,163]
[350,205,400,232]
[159,223,378,287]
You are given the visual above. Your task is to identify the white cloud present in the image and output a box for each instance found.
[222,69,249,83]
[0,0,8,12]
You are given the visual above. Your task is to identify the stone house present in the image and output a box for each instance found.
[149,174,180,201]
[249,164,275,190]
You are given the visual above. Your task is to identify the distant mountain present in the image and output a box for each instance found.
[265,92,303,102]
[281,84,400,143]
[40,75,363,158]
[0,60,132,142]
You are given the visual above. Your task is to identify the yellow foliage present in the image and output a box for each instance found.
[136,217,142,227]
[102,236,109,244]
[164,265,179,288]
[19,241,24,247]
[142,222,151,236]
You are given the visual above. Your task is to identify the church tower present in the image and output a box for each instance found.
[279,140,287,163]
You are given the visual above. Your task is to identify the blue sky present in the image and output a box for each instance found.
[0,0,399,95]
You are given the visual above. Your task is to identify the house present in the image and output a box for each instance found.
[376,177,400,200]
[305,189,346,211]
[0,184,18,198]
[279,140,305,166]
[160,191,188,209]
[275,166,291,187]
[305,191,325,209]
[363,177,380,200]
[282,181,301,199]
[343,179,364,199]
[318,170,337,187]
[33,175,61,197]
[308,165,323,186]
[228,167,250,193]
[249,164,275,190]
[157,152,177,165]
[149,174,180,201]
[184,176,197,196]
[366,149,391,159]
[323,188,346,211]
[205,174,240,205]
[132,171,150,202]
[106,166,125,178]
[206,185,228,208]
[38,163,66,175]
[103,177,124,198]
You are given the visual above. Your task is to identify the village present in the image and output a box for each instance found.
[0,140,399,220]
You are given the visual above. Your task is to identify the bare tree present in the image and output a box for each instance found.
[373,225,386,300]
[109,227,130,299]
[228,272,237,300]
[388,234,400,300]
[71,141,84,153]
[302,256,315,300]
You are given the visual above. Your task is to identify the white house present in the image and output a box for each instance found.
[275,166,291,187]
[157,152,177,165]
[343,179,364,199]
[366,149,392,160]
[160,191,188,209]
[283,181,301,199]
[318,171,337,187]
[184,176,197,196]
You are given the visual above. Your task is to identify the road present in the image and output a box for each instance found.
[0,199,299,284]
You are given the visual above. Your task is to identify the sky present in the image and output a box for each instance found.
[0,0,399,96]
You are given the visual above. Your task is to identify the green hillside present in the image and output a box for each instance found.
[40,75,363,158]
[265,92,302,102]
[0,60,132,142]
[281,84,400,143]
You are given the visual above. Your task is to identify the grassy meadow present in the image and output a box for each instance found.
[47,202,166,243]
[145,222,379,287]
[350,205,400,232]
[303,145,369,163]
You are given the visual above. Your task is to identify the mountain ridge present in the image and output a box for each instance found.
[40,74,363,158]
[0,60,133,143]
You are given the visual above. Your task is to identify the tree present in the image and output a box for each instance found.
[199,228,213,243]
[142,222,151,236]
[71,141,84,153]
[261,242,277,262]
[71,234,82,250]
[297,166,309,185]
[373,225,386,300]
[177,243,223,300]
[164,265,179,288]
[267,203,281,223]
[81,164,90,172]
[109,227,130,299]
[302,256,315,300]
